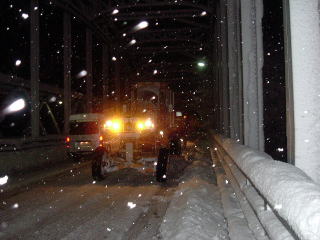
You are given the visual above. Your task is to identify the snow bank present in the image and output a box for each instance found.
[214,135,320,240]
[160,160,229,240]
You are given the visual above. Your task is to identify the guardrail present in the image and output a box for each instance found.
[0,135,65,152]
[212,135,320,240]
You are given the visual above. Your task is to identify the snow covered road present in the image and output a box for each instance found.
[0,165,175,240]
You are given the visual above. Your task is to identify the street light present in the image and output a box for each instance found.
[197,61,206,68]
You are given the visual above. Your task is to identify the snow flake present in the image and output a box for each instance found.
[127,202,136,209]
[129,39,136,45]
[274,204,282,210]
[0,175,8,185]
[200,11,207,16]
[21,13,29,19]
[112,9,119,15]
[15,59,21,66]
[107,227,112,232]
[12,203,19,209]
[276,148,284,152]
[112,56,117,61]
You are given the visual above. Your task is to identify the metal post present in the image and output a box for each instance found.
[86,28,93,113]
[102,44,109,109]
[30,0,40,138]
[63,12,71,135]
[240,0,264,151]
[286,0,320,182]
[115,60,120,112]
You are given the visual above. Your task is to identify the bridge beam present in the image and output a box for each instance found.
[86,28,93,113]
[63,12,72,135]
[30,0,40,138]
[102,44,109,108]
[285,0,320,183]
[227,0,243,143]
[240,0,264,151]
[220,0,230,137]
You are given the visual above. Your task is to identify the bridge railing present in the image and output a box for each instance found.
[0,135,65,152]
[212,135,320,240]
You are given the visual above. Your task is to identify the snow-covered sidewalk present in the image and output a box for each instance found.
[160,156,229,240]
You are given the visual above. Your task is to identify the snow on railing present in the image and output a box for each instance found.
[212,135,320,240]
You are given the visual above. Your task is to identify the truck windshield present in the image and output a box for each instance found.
[69,121,99,135]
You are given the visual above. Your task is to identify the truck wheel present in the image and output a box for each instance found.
[156,148,169,182]
[92,147,109,181]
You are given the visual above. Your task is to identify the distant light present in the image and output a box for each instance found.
[176,111,182,117]
[77,70,87,78]
[133,21,149,31]
[21,13,29,19]
[112,56,117,61]
[129,39,136,45]
[197,62,205,67]
[112,9,119,15]
[15,59,21,66]
[200,11,207,16]
[49,96,57,102]
[58,101,63,105]
[5,99,25,113]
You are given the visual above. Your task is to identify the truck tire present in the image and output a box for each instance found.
[156,148,169,182]
[92,147,108,181]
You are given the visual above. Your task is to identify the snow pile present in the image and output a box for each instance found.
[215,135,320,240]
[160,160,229,240]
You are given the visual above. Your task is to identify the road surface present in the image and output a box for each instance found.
[0,164,177,240]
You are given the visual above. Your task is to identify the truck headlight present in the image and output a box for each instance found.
[104,119,122,133]
[136,118,154,131]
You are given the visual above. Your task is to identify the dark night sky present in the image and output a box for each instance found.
[0,0,287,161]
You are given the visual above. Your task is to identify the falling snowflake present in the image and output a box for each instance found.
[12,203,19,209]
[15,59,21,66]
[21,13,29,19]
[0,175,8,185]
[127,202,136,209]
